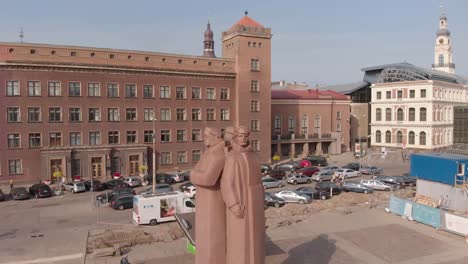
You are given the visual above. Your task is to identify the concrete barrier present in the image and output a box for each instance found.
[441,212,468,237]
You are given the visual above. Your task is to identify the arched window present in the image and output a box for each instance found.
[420,108,427,121]
[385,108,392,121]
[409,131,415,145]
[288,114,295,134]
[397,108,404,121]
[397,131,403,144]
[301,115,308,136]
[438,54,445,66]
[376,108,382,121]
[376,130,382,143]
[385,131,391,143]
[314,115,321,133]
[420,132,426,145]
[274,115,281,134]
[409,108,415,121]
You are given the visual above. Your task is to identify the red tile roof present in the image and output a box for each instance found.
[234,15,263,28]
[271,89,349,100]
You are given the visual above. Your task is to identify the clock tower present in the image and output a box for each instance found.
[432,2,455,74]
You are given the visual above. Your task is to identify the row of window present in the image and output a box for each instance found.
[375,131,427,145]
[376,107,427,122]
[273,113,342,134]
[376,89,426,100]
[6,107,231,123]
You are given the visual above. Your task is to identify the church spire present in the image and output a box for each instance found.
[432,0,455,74]
[203,21,216,58]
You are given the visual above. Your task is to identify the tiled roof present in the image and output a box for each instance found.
[271,89,349,100]
[234,15,263,28]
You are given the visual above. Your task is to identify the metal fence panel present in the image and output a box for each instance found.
[389,195,412,218]
[412,203,441,228]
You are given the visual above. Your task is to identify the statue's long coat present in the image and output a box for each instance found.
[190,141,226,264]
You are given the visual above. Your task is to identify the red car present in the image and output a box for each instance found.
[299,159,312,168]
[296,167,320,177]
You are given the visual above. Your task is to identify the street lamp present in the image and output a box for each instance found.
[152,117,158,194]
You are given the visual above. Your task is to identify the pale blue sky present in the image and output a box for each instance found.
[1,0,467,85]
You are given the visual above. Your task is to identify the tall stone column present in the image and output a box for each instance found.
[290,143,296,158]
[316,142,322,155]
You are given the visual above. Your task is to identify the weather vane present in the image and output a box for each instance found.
[19,27,24,43]
[440,0,446,16]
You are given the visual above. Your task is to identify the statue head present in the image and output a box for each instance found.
[224,126,235,141]
[204,127,222,148]
[233,126,250,147]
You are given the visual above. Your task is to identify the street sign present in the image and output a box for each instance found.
[272,155,280,162]
[52,171,63,178]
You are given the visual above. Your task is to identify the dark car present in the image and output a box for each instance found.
[341,181,373,194]
[105,179,129,190]
[295,187,330,200]
[265,192,286,208]
[296,167,320,177]
[264,169,287,180]
[374,176,405,189]
[84,180,106,191]
[180,171,191,181]
[179,182,195,192]
[110,194,134,210]
[315,182,342,195]
[306,156,328,166]
[0,189,5,201]
[343,163,360,171]
[28,183,52,198]
[261,164,273,174]
[10,187,30,200]
[401,175,417,186]
[96,187,135,204]
[144,173,174,185]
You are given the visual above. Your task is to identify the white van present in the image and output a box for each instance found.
[133,191,195,225]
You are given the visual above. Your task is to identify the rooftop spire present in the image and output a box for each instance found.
[202,21,215,58]
[440,0,446,17]
[19,27,24,43]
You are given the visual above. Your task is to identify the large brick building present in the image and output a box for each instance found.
[0,14,272,183]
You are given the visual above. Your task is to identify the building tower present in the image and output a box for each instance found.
[432,2,455,74]
[203,21,215,57]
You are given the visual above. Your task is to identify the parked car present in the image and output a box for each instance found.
[110,194,134,210]
[261,164,273,174]
[167,173,187,184]
[262,177,285,189]
[263,169,287,180]
[10,187,30,200]
[306,156,328,166]
[401,175,417,186]
[0,189,5,201]
[83,180,106,192]
[274,190,311,204]
[265,192,286,208]
[296,167,320,177]
[320,166,339,174]
[334,168,360,179]
[184,185,196,199]
[62,182,86,193]
[179,171,191,181]
[276,161,301,171]
[295,187,330,200]
[105,179,129,189]
[286,174,312,185]
[360,179,395,191]
[311,171,334,182]
[179,182,194,192]
[360,166,383,175]
[374,176,405,189]
[123,176,142,188]
[28,183,52,198]
[139,184,174,195]
[144,173,173,185]
[96,187,135,203]
[341,181,373,194]
[343,163,360,171]
[299,159,312,168]
[315,182,342,195]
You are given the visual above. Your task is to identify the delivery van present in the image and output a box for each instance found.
[133,191,195,225]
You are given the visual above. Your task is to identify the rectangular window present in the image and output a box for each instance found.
[192,129,202,141]
[376,91,381,100]
[192,108,201,121]
[160,86,171,99]
[107,83,119,97]
[70,132,81,146]
[176,108,186,121]
[206,108,215,121]
[206,88,216,100]
[251,120,260,132]
[176,86,186,99]
[161,152,172,165]
[397,90,403,99]
[126,131,137,144]
[386,91,391,99]
[8,133,20,149]
[220,88,229,100]
[88,108,101,122]
[421,89,426,98]
[336,123,342,132]
[250,80,259,92]
[48,107,61,122]
[144,108,154,121]
[177,151,187,164]
[337,111,342,120]
[89,132,101,145]
[457,163,465,176]
[125,84,137,98]
[410,90,415,98]
[69,107,81,122]
[126,108,137,121]
[177,129,187,142]
[28,107,40,122]
[160,108,171,121]
[251,59,260,71]
[143,85,153,98]
[221,109,230,120]
[251,140,260,152]
[7,107,20,122]
[192,87,201,99]
[161,129,171,143]
[88,83,100,97]
[49,132,62,147]
[192,150,201,162]
[108,108,120,122]
[250,100,260,112]
[108,131,119,144]
[8,160,22,174]
[144,130,153,144]
[7,81,20,96]
[69,82,81,96]
[28,81,41,96]
[48,81,61,96]
[29,133,41,148]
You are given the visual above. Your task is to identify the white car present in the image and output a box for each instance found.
[360,179,395,191]
[184,185,196,199]
[333,169,360,179]
[62,182,86,193]
[123,176,142,187]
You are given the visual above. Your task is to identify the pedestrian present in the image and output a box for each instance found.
[9,179,13,190]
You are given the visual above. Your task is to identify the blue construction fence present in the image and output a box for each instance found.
[388,195,468,237]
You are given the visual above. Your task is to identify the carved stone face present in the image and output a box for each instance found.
[234,131,250,147]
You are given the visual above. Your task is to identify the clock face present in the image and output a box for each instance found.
[439,39,444,44]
